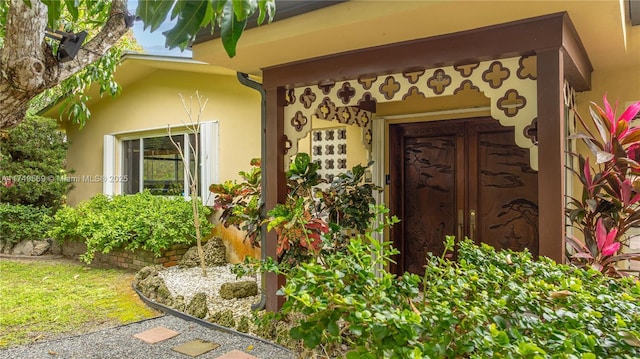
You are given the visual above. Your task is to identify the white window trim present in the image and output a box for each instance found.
[103,135,116,196]
[103,121,219,205]
[200,121,219,206]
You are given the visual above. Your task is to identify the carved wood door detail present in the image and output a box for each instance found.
[389,118,538,275]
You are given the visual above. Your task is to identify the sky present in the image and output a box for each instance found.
[129,1,193,58]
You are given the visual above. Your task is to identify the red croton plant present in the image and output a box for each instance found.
[566,95,640,276]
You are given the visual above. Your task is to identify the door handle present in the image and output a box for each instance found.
[469,210,476,240]
[457,209,464,240]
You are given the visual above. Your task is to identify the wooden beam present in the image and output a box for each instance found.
[263,13,568,89]
[561,13,593,91]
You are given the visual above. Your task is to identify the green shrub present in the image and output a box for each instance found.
[264,207,640,358]
[0,204,51,244]
[0,116,72,209]
[49,191,212,263]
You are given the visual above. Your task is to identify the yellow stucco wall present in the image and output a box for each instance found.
[63,68,261,206]
[576,65,640,119]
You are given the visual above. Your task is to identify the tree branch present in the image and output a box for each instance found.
[58,0,129,82]
[0,0,131,129]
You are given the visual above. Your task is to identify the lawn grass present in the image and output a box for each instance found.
[0,259,159,348]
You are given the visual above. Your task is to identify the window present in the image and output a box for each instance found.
[103,122,218,205]
[122,134,200,196]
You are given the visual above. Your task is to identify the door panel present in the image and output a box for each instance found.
[390,118,538,276]
[400,126,461,274]
[470,121,539,257]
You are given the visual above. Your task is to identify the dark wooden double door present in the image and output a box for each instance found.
[389,118,539,275]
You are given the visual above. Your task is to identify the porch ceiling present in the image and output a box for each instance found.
[192,0,639,78]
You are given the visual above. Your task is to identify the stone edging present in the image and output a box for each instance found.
[131,284,292,353]
[0,254,66,261]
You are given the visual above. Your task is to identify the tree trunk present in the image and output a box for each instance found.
[0,0,130,129]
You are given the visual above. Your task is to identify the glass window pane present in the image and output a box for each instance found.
[122,139,140,194]
[143,136,184,196]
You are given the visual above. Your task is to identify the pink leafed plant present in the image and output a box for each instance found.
[566,95,640,277]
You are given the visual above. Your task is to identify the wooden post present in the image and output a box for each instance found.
[536,49,566,263]
[264,86,287,311]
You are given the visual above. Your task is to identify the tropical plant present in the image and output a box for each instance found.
[211,153,380,265]
[566,95,640,276]
[209,158,262,248]
[267,153,328,264]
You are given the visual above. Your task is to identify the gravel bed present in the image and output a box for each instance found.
[159,264,262,322]
[0,315,294,359]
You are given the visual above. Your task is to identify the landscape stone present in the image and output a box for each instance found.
[31,240,50,256]
[179,237,227,268]
[11,240,34,255]
[237,315,251,333]
[47,238,62,255]
[209,309,235,328]
[133,265,172,304]
[185,292,208,319]
[219,280,258,300]
[1,242,14,254]
[168,295,186,312]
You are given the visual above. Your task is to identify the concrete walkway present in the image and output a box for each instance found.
[0,315,295,359]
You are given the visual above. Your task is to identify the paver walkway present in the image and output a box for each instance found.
[0,315,295,359]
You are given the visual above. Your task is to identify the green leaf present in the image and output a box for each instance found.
[291,153,311,174]
[137,0,174,32]
[493,315,507,329]
[327,321,339,336]
[289,326,303,339]
[170,0,184,21]
[163,0,209,51]
[210,0,226,16]
[220,1,247,58]
[302,331,321,349]
[200,1,214,28]
[63,0,79,21]
[372,325,389,341]
[257,0,267,24]
[258,0,275,24]
[349,324,363,336]
[233,0,254,21]
[41,0,61,29]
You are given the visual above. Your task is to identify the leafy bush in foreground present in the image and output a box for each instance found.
[49,191,212,263]
[258,208,640,358]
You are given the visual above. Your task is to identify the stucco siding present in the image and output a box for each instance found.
[63,69,261,206]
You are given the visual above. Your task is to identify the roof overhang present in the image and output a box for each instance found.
[40,53,238,120]
[192,0,639,79]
